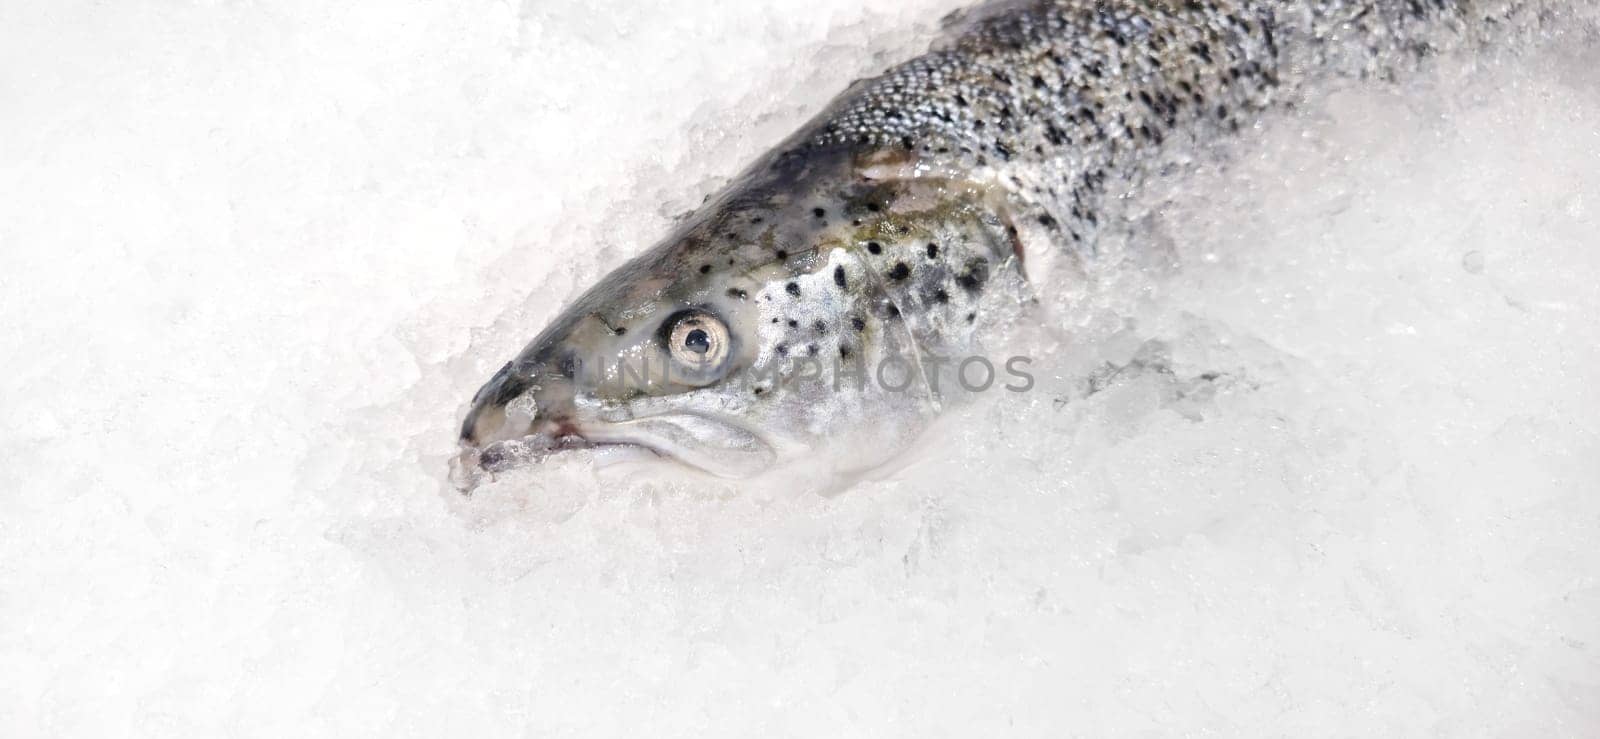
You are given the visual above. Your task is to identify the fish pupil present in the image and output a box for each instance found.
[684,328,711,354]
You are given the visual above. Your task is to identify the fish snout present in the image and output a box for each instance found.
[458,361,578,449]
[452,367,583,489]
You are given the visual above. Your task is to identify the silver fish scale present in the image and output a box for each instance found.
[798,0,1493,249]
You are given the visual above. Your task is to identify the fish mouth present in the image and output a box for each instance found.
[452,412,778,489]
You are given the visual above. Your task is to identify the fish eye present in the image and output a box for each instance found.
[683,328,711,354]
[664,310,730,370]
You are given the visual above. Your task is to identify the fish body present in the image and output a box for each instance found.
[458,0,1526,482]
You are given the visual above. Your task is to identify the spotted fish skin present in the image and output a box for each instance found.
[795,0,1516,255]
[457,0,1530,483]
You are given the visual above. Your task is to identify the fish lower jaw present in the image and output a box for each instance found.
[577,416,778,478]
[451,414,778,489]
[470,434,661,471]
[449,434,666,492]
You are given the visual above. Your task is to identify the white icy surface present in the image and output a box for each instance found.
[2,0,1598,735]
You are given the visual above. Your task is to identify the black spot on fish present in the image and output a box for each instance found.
[776,249,788,260]
[933,288,949,304]
[699,264,711,274]
[833,265,847,288]
[727,288,748,300]
[839,345,852,359]
[888,262,910,280]
[956,259,989,292]
[866,202,881,213]
[813,320,827,333]
[775,343,789,357]
[813,207,825,218]
[787,319,798,328]
[926,243,939,259]
[866,241,882,255]
[785,282,800,296]
[850,316,866,331]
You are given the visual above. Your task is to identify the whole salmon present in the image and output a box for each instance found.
[457,0,1534,483]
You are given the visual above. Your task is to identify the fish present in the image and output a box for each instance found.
[455,0,1538,485]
